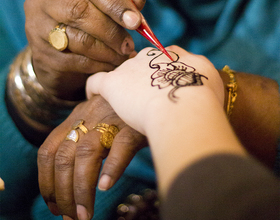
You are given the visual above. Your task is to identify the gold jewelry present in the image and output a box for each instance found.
[49,24,68,51]
[223,65,237,118]
[92,123,119,149]
[6,46,83,127]
[66,130,79,142]
[72,119,88,134]
[65,120,88,142]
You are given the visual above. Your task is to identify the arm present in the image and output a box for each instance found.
[6,0,145,145]
[86,45,279,219]
[219,69,280,168]
[86,45,246,196]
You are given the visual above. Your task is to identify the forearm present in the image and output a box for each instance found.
[219,69,280,168]
[144,87,247,198]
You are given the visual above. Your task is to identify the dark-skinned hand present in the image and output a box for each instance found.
[24,0,146,100]
[38,95,148,220]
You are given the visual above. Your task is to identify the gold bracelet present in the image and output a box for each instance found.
[7,46,83,126]
[20,47,81,110]
[223,65,237,118]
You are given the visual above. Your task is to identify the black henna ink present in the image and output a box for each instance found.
[147,49,208,102]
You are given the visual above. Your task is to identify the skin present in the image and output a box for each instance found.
[86,46,247,197]
[219,70,280,167]
[38,95,148,219]
[23,1,147,219]
[39,47,280,220]
[24,0,146,100]
[87,47,279,220]
[22,0,279,219]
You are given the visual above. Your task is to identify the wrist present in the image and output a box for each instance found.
[144,88,245,197]
[5,46,83,145]
[219,68,280,168]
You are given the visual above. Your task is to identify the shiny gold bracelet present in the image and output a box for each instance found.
[20,47,81,110]
[7,46,82,126]
[7,51,61,126]
[223,65,237,118]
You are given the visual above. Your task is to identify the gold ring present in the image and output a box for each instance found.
[65,120,88,142]
[92,123,119,149]
[72,119,88,134]
[48,23,68,51]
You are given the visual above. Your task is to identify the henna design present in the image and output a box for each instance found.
[147,49,208,102]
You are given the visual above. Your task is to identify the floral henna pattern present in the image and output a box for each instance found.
[147,49,208,102]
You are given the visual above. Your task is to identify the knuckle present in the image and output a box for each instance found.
[66,0,90,22]
[115,132,141,153]
[74,184,92,196]
[103,0,124,19]
[55,148,74,171]
[106,156,120,169]
[76,140,101,158]
[104,24,121,42]
[75,30,97,49]
[38,144,56,165]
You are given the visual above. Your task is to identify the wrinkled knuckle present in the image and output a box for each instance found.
[105,24,121,42]
[55,149,74,171]
[66,0,90,23]
[75,30,97,49]
[74,185,90,196]
[104,0,124,19]
[115,132,141,153]
[38,145,56,164]
[106,156,120,169]
[76,140,99,158]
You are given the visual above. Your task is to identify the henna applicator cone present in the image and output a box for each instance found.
[136,15,174,61]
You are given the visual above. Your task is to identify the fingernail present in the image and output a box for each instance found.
[121,37,135,55]
[47,202,59,216]
[77,205,90,220]
[123,10,141,29]
[98,174,112,191]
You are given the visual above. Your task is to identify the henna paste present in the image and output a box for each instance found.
[147,49,208,102]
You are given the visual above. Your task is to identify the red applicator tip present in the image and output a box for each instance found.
[136,16,174,61]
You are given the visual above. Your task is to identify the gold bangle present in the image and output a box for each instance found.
[20,47,81,110]
[7,51,60,126]
[6,46,83,126]
[223,65,237,118]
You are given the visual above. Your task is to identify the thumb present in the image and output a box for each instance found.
[86,72,107,99]
[92,0,144,30]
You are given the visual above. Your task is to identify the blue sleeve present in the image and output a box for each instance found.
[0,0,27,70]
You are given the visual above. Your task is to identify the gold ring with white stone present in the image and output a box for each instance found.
[65,119,88,143]
[48,23,68,51]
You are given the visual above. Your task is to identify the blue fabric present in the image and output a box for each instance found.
[0,0,279,219]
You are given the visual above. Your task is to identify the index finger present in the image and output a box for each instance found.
[42,0,135,55]
[38,121,70,216]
